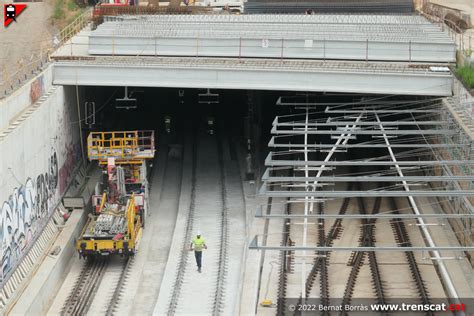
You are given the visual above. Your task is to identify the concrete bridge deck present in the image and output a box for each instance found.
[50,14,455,96]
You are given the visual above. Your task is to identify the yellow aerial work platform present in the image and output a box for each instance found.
[87,130,155,164]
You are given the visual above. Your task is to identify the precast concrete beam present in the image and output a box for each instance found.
[88,36,456,63]
[90,14,455,62]
[52,57,453,96]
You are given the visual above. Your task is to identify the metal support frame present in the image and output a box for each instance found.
[249,236,474,252]
[255,99,473,309]
[262,172,474,182]
[259,187,474,197]
[301,108,363,302]
[254,206,474,219]
[325,107,442,113]
[373,112,465,313]
[271,126,455,135]
[265,154,474,167]
[268,138,467,149]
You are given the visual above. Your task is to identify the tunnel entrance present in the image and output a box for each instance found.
[43,85,473,315]
[78,86,446,179]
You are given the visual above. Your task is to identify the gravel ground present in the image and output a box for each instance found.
[0,0,55,84]
[429,0,474,15]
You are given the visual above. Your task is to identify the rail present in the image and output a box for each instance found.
[167,133,197,315]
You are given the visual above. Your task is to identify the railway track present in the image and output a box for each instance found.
[275,180,352,313]
[306,184,353,298]
[340,193,385,312]
[61,256,133,316]
[214,131,229,314]
[388,197,432,310]
[316,201,329,311]
[167,130,230,315]
[167,133,198,314]
[276,196,294,315]
[61,258,108,316]
[339,186,432,315]
[274,179,434,315]
[105,258,133,316]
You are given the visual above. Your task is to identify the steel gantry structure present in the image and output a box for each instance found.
[250,96,474,309]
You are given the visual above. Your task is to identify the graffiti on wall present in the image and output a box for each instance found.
[56,99,81,196]
[59,143,79,195]
[0,151,58,282]
[29,75,44,104]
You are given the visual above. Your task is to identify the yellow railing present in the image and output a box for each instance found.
[58,9,92,47]
[127,194,136,243]
[99,192,107,212]
[87,130,155,162]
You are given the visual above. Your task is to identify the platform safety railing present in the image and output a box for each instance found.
[87,130,155,163]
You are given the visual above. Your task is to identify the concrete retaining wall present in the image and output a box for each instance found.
[8,209,88,316]
[0,66,81,284]
[0,66,54,132]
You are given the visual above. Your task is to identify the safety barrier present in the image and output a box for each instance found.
[87,130,155,163]
[0,9,91,99]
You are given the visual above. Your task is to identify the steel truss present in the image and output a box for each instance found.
[260,100,474,206]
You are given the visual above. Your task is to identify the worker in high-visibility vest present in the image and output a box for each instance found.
[189,231,207,273]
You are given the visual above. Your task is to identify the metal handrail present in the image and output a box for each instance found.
[0,50,50,98]
[0,9,92,99]
[58,9,92,47]
[87,130,155,162]
[127,193,136,243]
[420,7,471,57]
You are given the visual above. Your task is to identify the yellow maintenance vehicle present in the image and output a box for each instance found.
[76,131,155,258]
